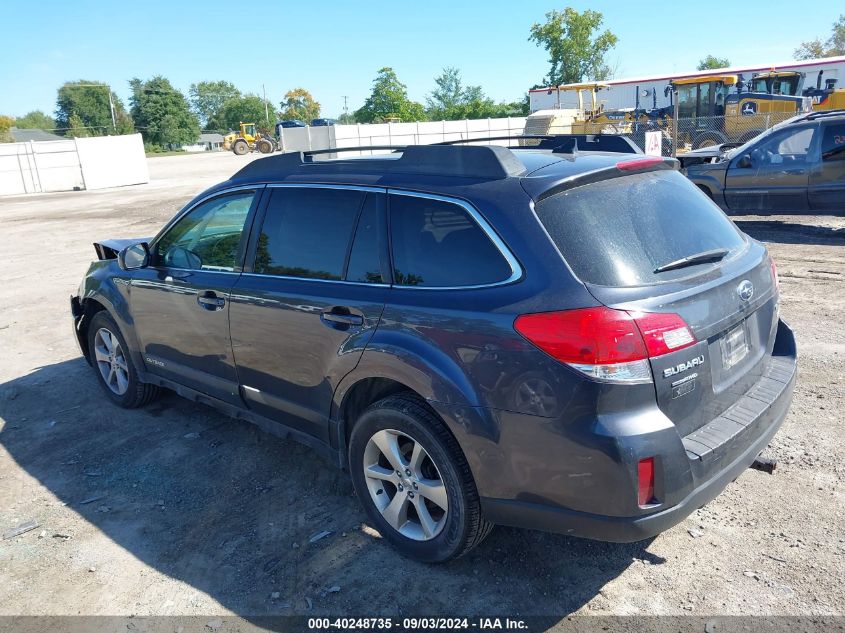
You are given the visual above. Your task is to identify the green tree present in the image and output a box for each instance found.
[0,115,13,143]
[129,76,199,149]
[189,80,241,127]
[55,80,133,136]
[210,94,273,132]
[354,67,426,123]
[795,14,845,59]
[15,110,56,130]
[426,67,489,120]
[279,88,321,122]
[697,55,731,70]
[337,112,356,124]
[66,113,91,138]
[528,7,618,86]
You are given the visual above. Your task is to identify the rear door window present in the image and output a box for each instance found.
[821,123,845,162]
[534,170,746,287]
[253,187,365,280]
[346,194,384,283]
[389,194,512,287]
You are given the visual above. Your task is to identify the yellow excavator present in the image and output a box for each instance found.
[223,122,275,155]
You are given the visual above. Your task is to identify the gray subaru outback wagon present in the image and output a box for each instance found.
[71,136,797,562]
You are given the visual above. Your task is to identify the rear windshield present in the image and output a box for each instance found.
[534,170,745,287]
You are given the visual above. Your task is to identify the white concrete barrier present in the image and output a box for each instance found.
[0,133,149,196]
[280,117,527,157]
[75,134,149,191]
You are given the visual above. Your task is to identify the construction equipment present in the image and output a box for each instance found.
[524,83,672,153]
[223,122,275,155]
[663,74,810,149]
[750,69,845,112]
[523,83,636,136]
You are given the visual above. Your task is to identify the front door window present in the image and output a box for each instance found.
[154,191,256,272]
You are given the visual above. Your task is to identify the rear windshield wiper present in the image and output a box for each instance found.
[653,248,729,274]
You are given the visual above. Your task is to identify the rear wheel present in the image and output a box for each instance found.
[232,139,249,156]
[257,139,273,154]
[348,393,492,562]
[87,311,159,408]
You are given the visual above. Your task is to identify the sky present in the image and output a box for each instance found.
[1,0,842,125]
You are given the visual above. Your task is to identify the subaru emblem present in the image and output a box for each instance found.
[737,280,754,302]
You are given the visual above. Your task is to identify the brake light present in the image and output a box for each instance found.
[514,307,697,383]
[616,156,665,171]
[638,457,655,506]
[770,256,779,290]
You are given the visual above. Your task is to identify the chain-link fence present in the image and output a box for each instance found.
[567,111,801,157]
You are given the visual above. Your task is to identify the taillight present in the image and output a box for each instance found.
[637,457,656,506]
[514,307,697,383]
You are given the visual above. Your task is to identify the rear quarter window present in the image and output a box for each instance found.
[389,194,512,287]
[535,170,746,287]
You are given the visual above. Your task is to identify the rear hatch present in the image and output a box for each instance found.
[532,169,778,437]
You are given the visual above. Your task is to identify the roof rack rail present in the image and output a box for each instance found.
[232,143,527,181]
[437,134,642,154]
[802,108,845,121]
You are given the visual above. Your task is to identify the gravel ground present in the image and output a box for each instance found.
[0,153,843,624]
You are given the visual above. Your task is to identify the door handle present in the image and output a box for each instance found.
[320,309,364,327]
[197,291,226,311]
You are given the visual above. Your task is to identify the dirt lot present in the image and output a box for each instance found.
[0,152,843,625]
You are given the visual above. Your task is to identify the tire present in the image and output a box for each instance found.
[739,129,764,144]
[257,139,273,154]
[348,393,492,563]
[232,139,249,156]
[87,311,159,408]
[692,132,726,150]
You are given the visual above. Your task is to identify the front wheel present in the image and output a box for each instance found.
[87,311,159,408]
[232,139,249,156]
[348,393,492,562]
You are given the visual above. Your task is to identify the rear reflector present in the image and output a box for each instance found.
[638,457,655,507]
[514,307,697,383]
[616,156,665,171]
[630,311,696,357]
[770,256,779,291]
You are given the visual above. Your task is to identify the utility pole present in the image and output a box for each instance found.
[65,83,117,132]
[262,84,270,125]
[342,95,349,118]
[107,89,116,132]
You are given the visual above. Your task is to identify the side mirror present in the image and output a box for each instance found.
[118,242,150,271]
[737,154,752,168]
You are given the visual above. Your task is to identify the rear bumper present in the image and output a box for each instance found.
[480,319,797,542]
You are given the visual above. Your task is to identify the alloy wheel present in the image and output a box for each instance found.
[93,328,129,395]
[362,429,448,541]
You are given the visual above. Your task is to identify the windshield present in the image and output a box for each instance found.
[751,76,800,96]
[534,170,746,287]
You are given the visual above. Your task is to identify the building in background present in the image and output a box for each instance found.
[528,55,845,113]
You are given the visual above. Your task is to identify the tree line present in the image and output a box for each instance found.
[3,9,842,150]
[3,66,529,152]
